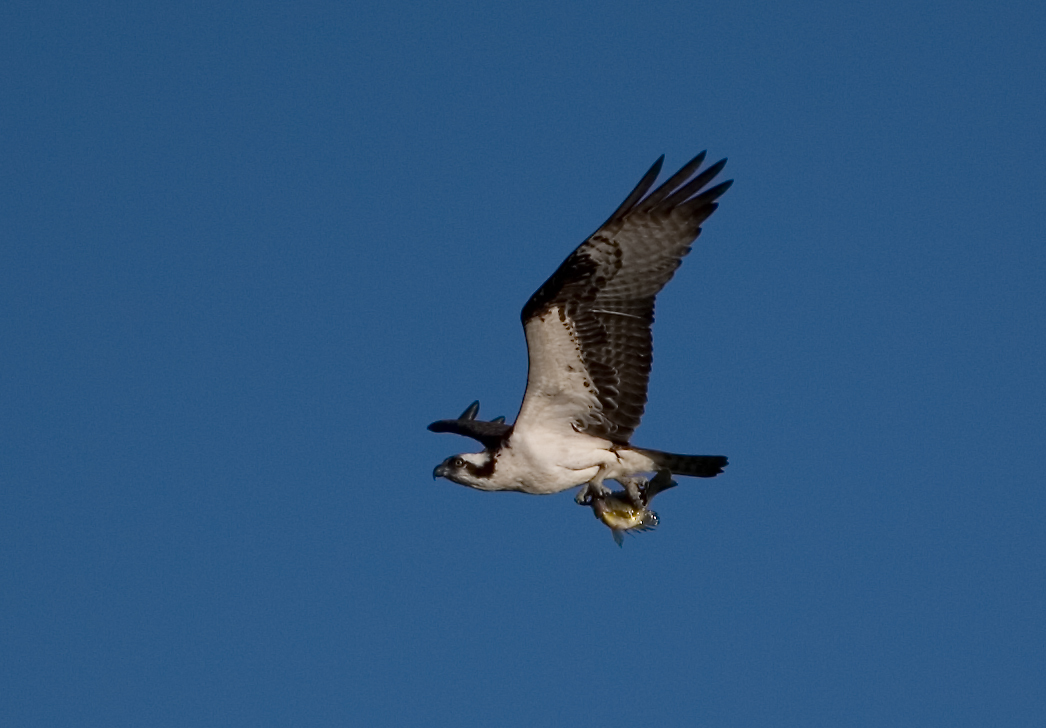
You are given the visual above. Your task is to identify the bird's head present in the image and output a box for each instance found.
[432,452,497,490]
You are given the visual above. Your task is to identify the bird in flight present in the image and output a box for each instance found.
[430,151,731,508]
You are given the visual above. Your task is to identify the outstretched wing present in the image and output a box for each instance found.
[514,152,731,444]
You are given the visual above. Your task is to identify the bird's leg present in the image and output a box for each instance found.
[575,469,613,505]
[616,476,649,507]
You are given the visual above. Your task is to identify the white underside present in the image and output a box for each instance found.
[484,426,657,495]
[471,305,655,494]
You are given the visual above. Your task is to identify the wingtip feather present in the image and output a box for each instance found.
[604,154,666,223]
[459,401,480,420]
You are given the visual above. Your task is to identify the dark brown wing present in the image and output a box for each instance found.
[517,152,731,444]
[427,401,512,449]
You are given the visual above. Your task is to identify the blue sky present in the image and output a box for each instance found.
[2,1,1044,725]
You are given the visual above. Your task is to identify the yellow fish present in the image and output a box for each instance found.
[589,470,677,546]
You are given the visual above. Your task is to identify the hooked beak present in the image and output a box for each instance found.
[433,463,450,480]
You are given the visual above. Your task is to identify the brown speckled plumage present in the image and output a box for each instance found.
[520,152,732,443]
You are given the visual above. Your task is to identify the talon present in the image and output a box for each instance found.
[618,476,648,507]
[576,480,611,505]
[575,487,592,505]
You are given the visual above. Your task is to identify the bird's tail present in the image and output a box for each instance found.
[635,449,728,479]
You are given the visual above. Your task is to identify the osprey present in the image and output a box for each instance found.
[430,151,731,506]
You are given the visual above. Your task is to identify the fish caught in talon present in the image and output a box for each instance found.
[589,470,677,546]
[591,492,660,546]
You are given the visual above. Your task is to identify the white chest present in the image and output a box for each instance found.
[490,427,614,494]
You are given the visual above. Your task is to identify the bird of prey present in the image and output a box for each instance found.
[430,151,731,506]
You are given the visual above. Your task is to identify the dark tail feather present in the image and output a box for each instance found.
[637,449,728,478]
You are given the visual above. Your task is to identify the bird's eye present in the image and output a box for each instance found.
[452,457,465,468]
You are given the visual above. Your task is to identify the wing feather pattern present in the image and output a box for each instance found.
[516,153,731,444]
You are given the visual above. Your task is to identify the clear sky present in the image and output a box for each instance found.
[2,1,1044,725]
